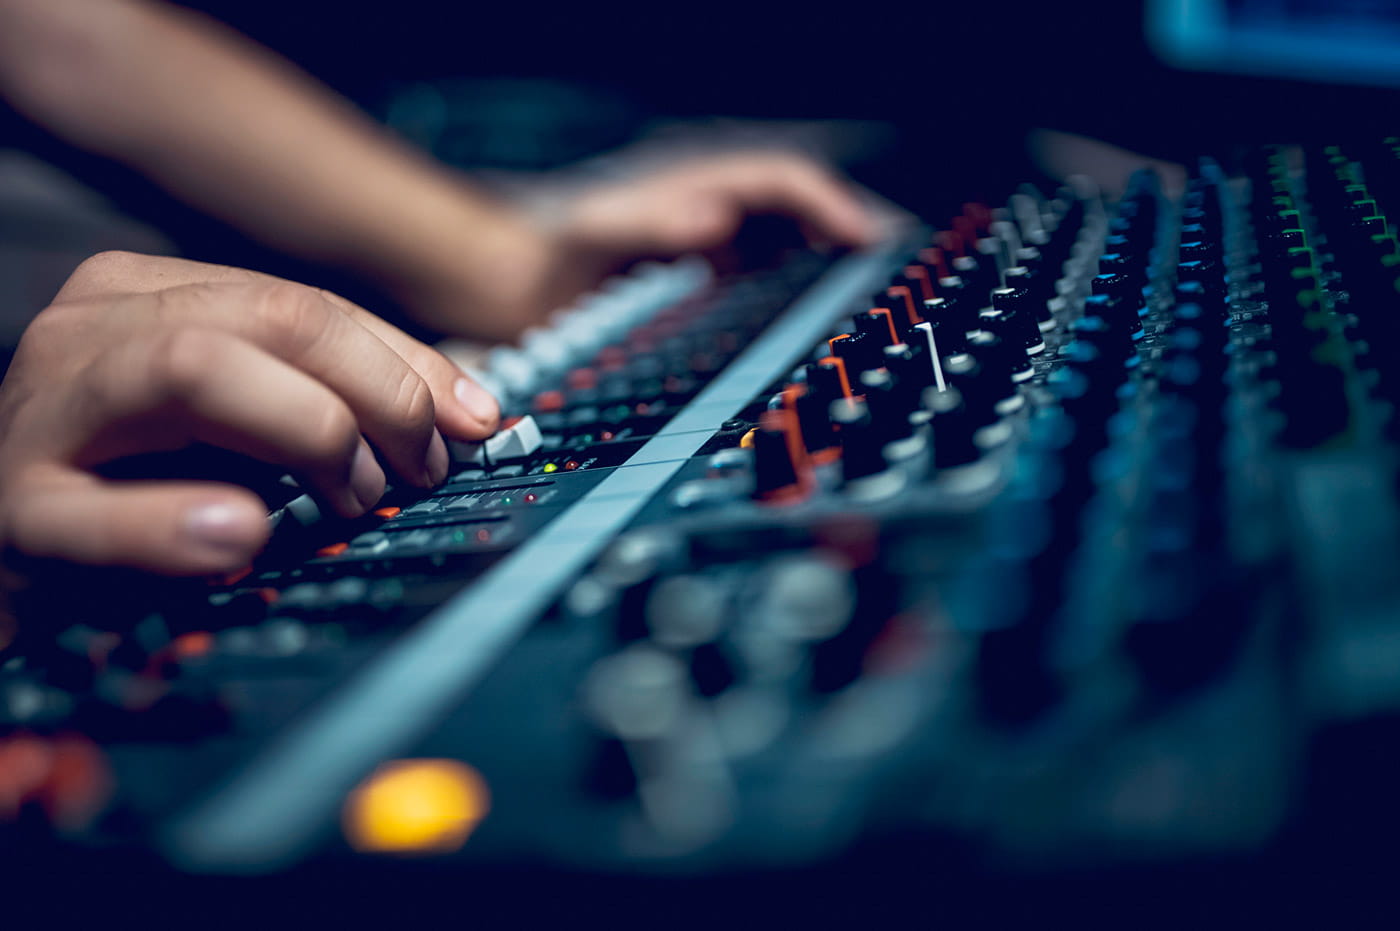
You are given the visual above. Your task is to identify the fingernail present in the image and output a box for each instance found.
[184,501,261,552]
[350,442,386,511]
[454,377,500,428]
[425,429,449,486]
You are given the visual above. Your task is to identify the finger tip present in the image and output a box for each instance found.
[423,429,450,486]
[183,495,270,568]
[452,377,501,436]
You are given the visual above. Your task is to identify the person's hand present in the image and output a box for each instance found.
[398,151,879,342]
[0,251,501,582]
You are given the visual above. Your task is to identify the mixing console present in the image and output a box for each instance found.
[5,145,1400,892]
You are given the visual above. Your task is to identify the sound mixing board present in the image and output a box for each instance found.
[5,144,1400,899]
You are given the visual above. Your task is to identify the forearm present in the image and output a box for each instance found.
[0,0,533,296]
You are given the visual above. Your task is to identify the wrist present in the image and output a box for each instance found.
[377,180,558,341]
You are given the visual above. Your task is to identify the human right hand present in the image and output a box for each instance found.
[0,251,501,581]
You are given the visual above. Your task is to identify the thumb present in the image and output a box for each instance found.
[6,474,269,576]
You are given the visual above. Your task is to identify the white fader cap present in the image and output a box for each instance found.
[449,414,544,466]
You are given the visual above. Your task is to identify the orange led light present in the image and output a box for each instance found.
[343,759,490,855]
[172,632,213,659]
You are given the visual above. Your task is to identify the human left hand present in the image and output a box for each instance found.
[396,151,879,342]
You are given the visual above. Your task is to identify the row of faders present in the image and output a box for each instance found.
[507,161,1369,869]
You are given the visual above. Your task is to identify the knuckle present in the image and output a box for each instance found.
[19,301,82,347]
[69,249,139,286]
[305,402,360,465]
[391,369,436,434]
[250,282,333,357]
[0,471,49,558]
[146,326,224,401]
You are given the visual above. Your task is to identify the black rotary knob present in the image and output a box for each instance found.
[828,331,881,378]
[883,341,937,407]
[752,409,810,503]
[832,399,888,483]
[989,286,1046,355]
[922,385,983,468]
[852,309,899,349]
[970,319,1034,384]
[1070,308,1140,364]
[1004,264,1055,329]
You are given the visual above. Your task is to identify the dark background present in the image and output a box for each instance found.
[3,0,1400,349]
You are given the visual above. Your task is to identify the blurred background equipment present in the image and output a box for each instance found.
[6,0,1400,921]
[1149,0,1400,86]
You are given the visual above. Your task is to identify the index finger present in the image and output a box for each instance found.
[52,253,500,442]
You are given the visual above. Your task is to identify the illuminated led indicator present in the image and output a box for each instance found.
[600,431,615,441]
[475,528,492,543]
[542,463,559,473]
[564,460,581,471]
[499,497,513,506]
[343,759,490,855]
[172,632,214,658]
[524,493,538,503]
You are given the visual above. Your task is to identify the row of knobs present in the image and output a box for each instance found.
[1253,147,1352,448]
[1305,143,1400,433]
[750,191,1095,503]
[976,169,1171,724]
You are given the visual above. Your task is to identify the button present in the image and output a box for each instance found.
[566,368,599,391]
[351,531,390,547]
[533,390,566,414]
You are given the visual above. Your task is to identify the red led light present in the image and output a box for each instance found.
[600,431,615,441]
[564,460,581,471]
[524,493,537,503]
[475,529,491,543]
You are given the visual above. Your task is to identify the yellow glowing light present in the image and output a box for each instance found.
[342,759,490,855]
[542,463,559,473]
[739,429,758,449]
